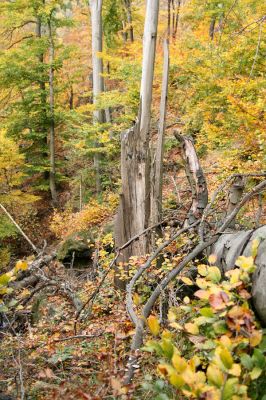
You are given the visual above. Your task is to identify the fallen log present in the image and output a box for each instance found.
[212,225,266,325]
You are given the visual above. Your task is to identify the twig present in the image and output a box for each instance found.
[249,22,263,78]
[199,173,266,241]
[126,221,199,325]
[0,203,39,253]
[53,333,103,342]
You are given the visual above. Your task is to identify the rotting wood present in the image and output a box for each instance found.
[174,132,208,226]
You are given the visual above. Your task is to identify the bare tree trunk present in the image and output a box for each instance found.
[89,0,105,194]
[48,17,58,206]
[150,39,169,226]
[124,0,134,42]
[174,132,208,225]
[209,17,216,40]
[36,9,49,181]
[172,0,181,38]
[114,0,160,289]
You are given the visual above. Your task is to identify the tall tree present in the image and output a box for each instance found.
[48,11,57,205]
[114,0,160,288]
[89,0,105,194]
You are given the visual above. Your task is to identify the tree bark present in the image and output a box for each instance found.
[150,39,169,226]
[174,132,208,225]
[124,0,134,42]
[89,0,105,194]
[114,0,160,289]
[225,175,245,228]
[36,8,49,181]
[48,17,58,206]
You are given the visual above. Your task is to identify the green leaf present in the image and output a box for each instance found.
[160,339,174,359]
[142,340,163,356]
[250,366,262,380]
[213,321,228,334]
[200,307,214,317]
[222,378,238,400]
[240,354,253,370]
[252,349,266,369]
[207,266,222,283]
[0,273,10,286]
[155,394,169,400]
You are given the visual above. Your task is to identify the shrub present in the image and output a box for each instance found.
[144,248,266,399]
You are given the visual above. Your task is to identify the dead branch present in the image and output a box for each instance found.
[52,333,103,342]
[199,173,266,240]
[126,221,199,325]
[0,203,39,253]
[174,132,208,225]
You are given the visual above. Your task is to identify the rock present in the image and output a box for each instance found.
[56,230,95,266]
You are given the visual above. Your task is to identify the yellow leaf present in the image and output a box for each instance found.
[220,335,232,349]
[250,366,262,380]
[181,277,193,286]
[184,323,199,335]
[169,370,185,388]
[208,254,217,265]
[251,238,260,258]
[181,366,195,385]
[196,278,209,289]
[226,269,241,284]
[169,322,183,330]
[168,309,176,322]
[183,296,190,304]
[220,347,233,369]
[235,256,254,271]
[198,264,208,276]
[249,330,262,347]
[15,260,28,272]
[228,363,241,377]
[133,293,141,306]
[207,364,225,387]
[147,315,160,336]
[172,353,187,373]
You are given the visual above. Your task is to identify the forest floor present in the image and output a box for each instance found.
[0,261,158,400]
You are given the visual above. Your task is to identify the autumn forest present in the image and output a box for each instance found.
[0,0,266,399]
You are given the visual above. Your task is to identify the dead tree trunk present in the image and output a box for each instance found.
[89,0,105,194]
[175,132,208,225]
[150,39,169,227]
[212,225,266,326]
[114,0,160,289]
[225,175,245,228]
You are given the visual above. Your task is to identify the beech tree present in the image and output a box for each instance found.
[114,0,160,288]
[89,0,105,194]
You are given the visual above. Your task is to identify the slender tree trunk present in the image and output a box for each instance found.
[114,0,160,289]
[209,17,216,40]
[48,18,57,206]
[172,0,181,38]
[150,39,169,226]
[89,0,105,195]
[124,0,134,42]
[36,11,49,181]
